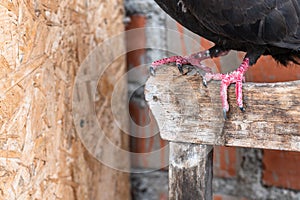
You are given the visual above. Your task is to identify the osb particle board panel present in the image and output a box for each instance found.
[0,1,129,200]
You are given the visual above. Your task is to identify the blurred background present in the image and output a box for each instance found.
[125,0,300,199]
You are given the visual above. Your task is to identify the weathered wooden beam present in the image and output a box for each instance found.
[169,143,213,200]
[145,66,300,151]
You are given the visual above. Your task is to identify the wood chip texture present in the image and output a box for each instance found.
[0,1,129,199]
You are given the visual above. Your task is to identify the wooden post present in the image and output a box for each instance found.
[169,143,213,200]
[0,1,129,199]
[145,65,300,200]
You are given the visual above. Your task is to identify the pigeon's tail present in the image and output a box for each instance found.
[272,50,300,66]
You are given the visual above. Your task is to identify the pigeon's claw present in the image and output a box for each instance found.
[150,56,189,76]
[150,50,214,76]
[203,58,250,119]
[202,78,208,87]
[176,63,184,74]
[223,108,228,120]
[150,66,156,76]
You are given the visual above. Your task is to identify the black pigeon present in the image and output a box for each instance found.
[151,0,300,118]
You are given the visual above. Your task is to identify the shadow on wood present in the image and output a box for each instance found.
[145,65,300,151]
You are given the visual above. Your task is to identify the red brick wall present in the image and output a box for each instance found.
[263,150,300,190]
[126,15,169,171]
[213,146,241,178]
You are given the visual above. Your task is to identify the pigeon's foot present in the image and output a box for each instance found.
[150,50,213,76]
[203,58,250,119]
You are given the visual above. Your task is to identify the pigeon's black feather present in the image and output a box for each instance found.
[154,0,300,65]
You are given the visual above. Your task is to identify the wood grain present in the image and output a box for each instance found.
[169,143,213,200]
[145,65,300,151]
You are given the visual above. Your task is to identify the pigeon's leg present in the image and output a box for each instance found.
[204,58,250,119]
[150,46,228,75]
